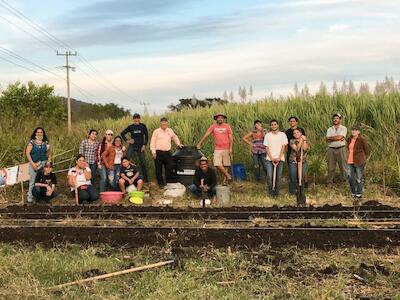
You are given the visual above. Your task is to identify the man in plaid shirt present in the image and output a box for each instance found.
[79,129,100,185]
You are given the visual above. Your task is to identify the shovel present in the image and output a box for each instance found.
[272,161,278,191]
[296,147,306,206]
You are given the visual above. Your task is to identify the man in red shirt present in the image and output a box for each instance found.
[196,113,233,184]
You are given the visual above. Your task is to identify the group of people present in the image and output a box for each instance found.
[24,111,369,204]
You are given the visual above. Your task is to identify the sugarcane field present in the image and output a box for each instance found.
[1,1,400,299]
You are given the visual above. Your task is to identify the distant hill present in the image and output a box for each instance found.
[60,97,131,121]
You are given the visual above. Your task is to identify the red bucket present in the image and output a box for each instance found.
[100,191,124,204]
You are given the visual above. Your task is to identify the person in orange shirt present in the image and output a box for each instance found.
[150,117,183,187]
[347,124,369,199]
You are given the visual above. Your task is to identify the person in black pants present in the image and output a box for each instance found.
[150,117,183,187]
[33,161,57,202]
[120,113,149,182]
[68,154,99,204]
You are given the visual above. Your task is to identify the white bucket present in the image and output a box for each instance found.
[216,185,230,204]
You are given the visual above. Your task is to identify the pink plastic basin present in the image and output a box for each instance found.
[100,191,124,204]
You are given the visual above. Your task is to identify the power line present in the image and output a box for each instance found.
[0,0,137,104]
[0,0,72,51]
[0,15,57,52]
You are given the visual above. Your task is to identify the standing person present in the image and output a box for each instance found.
[242,120,268,181]
[120,113,149,182]
[32,161,57,202]
[263,120,288,197]
[150,117,183,187]
[101,136,126,190]
[196,113,233,184]
[97,129,114,193]
[326,113,348,185]
[347,125,369,199]
[285,116,306,194]
[118,157,144,193]
[25,127,51,203]
[79,129,99,185]
[288,129,309,197]
[68,154,99,204]
[188,157,217,202]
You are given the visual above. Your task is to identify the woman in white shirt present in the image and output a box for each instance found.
[68,154,99,204]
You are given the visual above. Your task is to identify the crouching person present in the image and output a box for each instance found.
[189,157,217,202]
[119,157,143,193]
[68,154,99,204]
[33,161,57,202]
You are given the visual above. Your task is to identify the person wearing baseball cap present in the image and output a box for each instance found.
[32,161,57,202]
[188,156,217,203]
[120,113,149,182]
[97,129,114,193]
[196,113,233,184]
[346,124,369,199]
[326,113,348,185]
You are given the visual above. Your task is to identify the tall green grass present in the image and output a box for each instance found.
[1,93,399,192]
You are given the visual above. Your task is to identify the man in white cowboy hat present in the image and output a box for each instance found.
[196,113,233,184]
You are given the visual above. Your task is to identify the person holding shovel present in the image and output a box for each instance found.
[289,129,308,205]
[196,113,233,185]
[263,120,288,197]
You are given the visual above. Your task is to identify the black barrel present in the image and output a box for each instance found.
[172,146,205,186]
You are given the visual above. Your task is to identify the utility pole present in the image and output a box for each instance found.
[57,50,77,132]
[140,101,150,116]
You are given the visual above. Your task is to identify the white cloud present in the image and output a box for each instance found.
[329,24,350,32]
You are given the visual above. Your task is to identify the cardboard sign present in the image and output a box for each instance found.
[17,163,30,182]
[5,166,19,185]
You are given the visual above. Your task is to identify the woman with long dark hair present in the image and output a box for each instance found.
[101,135,126,190]
[67,154,99,204]
[25,127,51,203]
[96,129,114,193]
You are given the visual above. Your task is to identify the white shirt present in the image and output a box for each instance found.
[263,131,288,161]
[68,167,91,191]
[114,149,123,164]
[326,125,347,148]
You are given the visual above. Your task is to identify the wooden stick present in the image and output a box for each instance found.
[48,260,174,290]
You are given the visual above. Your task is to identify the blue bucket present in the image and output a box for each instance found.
[232,163,246,181]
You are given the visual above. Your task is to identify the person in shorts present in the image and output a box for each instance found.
[196,113,233,184]
[118,156,144,193]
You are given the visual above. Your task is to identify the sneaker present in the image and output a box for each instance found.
[356,194,362,199]
[351,194,356,198]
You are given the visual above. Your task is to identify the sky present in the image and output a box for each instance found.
[0,0,399,114]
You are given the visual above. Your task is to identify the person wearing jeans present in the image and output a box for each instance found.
[79,129,99,186]
[97,130,114,193]
[188,157,217,201]
[347,124,369,199]
[68,154,99,204]
[25,127,51,203]
[101,136,125,190]
[242,120,268,181]
[263,120,288,197]
[121,113,149,182]
[288,129,309,196]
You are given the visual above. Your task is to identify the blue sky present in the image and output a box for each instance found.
[0,0,399,113]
